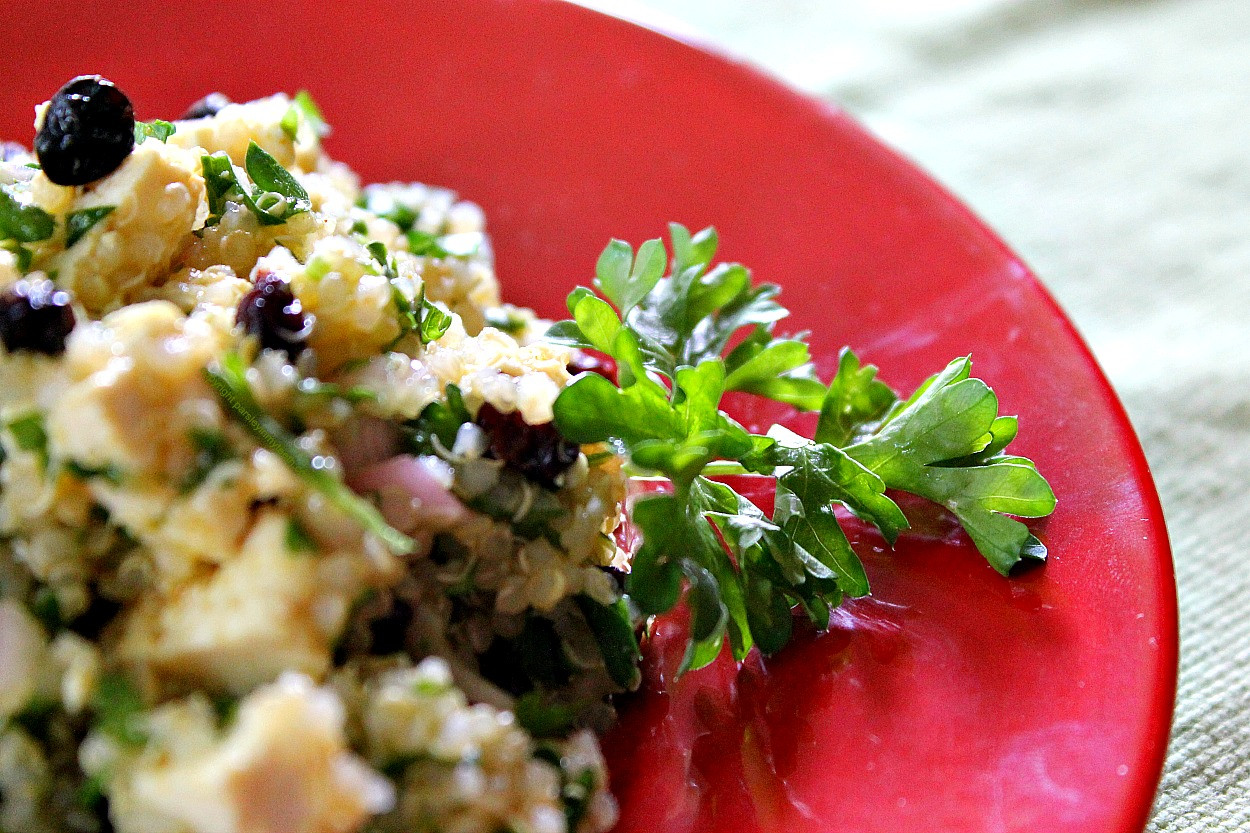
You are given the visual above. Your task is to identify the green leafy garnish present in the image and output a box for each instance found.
[181,427,234,492]
[65,206,115,248]
[367,241,452,345]
[63,460,126,485]
[91,672,148,746]
[575,595,641,690]
[133,119,175,144]
[842,356,1056,575]
[484,307,527,334]
[401,383,470,455]
[29,586,62,634]
[515,692,580,739]
[200,143,310,228]
[204,352,414,554]
[285,517,317,554]
[0,187,55,243]
[7,412,49,469]
[405,228,452,258]
[549,225,1056,672]
[279,106,300,141]
[282,90,329,139]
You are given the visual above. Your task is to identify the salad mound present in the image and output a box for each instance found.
[0,77,1055,833]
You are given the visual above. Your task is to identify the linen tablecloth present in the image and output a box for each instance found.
[590,0,1248,828]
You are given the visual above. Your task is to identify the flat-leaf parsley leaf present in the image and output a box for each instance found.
[549,225,1056,672]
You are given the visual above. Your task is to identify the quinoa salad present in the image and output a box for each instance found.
[0,79,624,833]
[0,77,1057,833]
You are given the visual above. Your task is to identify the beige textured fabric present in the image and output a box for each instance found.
[587,0,1248,828]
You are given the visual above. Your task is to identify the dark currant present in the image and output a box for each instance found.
[0,279,76,356]
[181,92,231,120]
[236,272,311,360]
[34,76,135,186]
[474,403,580,490]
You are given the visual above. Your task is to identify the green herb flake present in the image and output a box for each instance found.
[91,672,149,747]
[279,105,300,141]
[405,229,452,258]
[133,119,175,144]
[200,145,310,228]
[0,187,56,243]
[65,205,115,248]
[204,352,414,555]
[181,427,234,492]
[4,241,35,272]
[7,412,49,468]
[75,772,108,812]
[484,308,527,335]
[515,692,579,739]
[29,586,62,634]
[285,517,317,554]
[64,460,126,485]
[292,90,329,137]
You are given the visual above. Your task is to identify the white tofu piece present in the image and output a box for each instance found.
[47,143,208,311]
[117,513,332,694]
[114,673,392,833]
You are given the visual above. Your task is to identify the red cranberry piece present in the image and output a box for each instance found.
[35,76,135,186]
[0,279,76,356]
[475,403,580,490]
[236,272,311,360]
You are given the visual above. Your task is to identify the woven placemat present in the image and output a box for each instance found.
[614,0,1250,827]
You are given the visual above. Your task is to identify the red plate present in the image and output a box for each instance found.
[3,2,1176,831]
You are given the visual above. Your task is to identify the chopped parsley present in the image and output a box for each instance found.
[204,352,414,555]
[281,90,329,140]
[200,142,310,227]
[0,186,55,243]
[133,119,175,144]
[63,460,126,485]
[7,411,49,469]
[181,427,234,492]
[91,672,148,746]
[367,241,452,345]
[285,517,317,554]
[65,206,115,247]
[484,307,528,334]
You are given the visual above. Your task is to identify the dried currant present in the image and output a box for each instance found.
[35,76,135,186]
[0,279,76,356]
[475,403,580,490]
[181,92,231,120]
[236,272,311,360]
[368,597,413,656]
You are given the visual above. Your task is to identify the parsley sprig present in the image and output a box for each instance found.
[549,224,1055,672]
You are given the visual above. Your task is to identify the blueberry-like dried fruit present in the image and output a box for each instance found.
[0,279,76,356]
[236,272,311,360]
[475,403,580,490]
[181,92,231,120]
[35,76,135,186]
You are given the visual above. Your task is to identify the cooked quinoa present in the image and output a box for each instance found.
[0,81,626,833]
